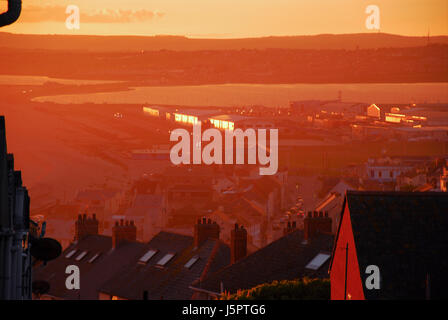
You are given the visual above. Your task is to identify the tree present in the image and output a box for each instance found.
[221,277,330,300]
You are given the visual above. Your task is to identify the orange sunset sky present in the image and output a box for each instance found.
[1,0,447,37]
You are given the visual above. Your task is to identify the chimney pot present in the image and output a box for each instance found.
[112,218,137,248]
[194,218,220,248]
[231,224,247,264]
[75,213,99,241]
[304,211,332,242]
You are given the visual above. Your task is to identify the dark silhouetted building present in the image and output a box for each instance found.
[0,116,32,300]
[34,217,230,300]
[330,191,448,300]
[190,217,333,299]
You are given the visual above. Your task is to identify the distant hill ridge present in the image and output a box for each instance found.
[0,32,447,51]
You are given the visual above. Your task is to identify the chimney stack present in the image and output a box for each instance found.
[304,211,332,242]
[194,217,220,248]
[74,213,99,240]
[283,220,297,236]
[112,219,137,248]
[231,224,247,264]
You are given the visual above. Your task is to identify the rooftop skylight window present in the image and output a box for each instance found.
[138,249,158,264]
[75,251,88,261]
[65,249,77,258]
[184,256,199,269]
[156,253,175,266]
[305,253,331,270]
[88,253,101,263]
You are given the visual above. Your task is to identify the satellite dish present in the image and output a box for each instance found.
[32,280,50,296]
[30,238,62,262]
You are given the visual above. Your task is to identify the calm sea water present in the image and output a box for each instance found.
[32,83,448,107]
[0,75,120,86]
[3,75,446,107]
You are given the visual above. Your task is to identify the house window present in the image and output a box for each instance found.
[370,170,374,178]
[378,171,382,178]
[390,171,393,178]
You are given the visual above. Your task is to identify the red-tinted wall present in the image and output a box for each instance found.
[330,203,365,300]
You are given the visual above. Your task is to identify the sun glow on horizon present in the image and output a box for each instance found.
[0,0,446,38]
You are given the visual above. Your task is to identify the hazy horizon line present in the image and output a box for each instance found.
[2,31,448,40]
